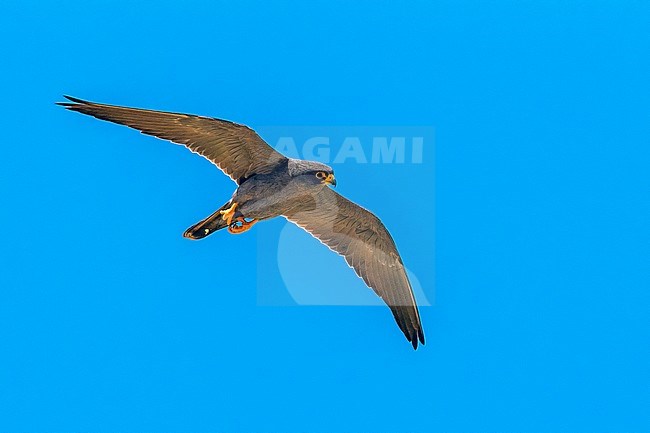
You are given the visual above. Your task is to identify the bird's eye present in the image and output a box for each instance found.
[316,171,327,179]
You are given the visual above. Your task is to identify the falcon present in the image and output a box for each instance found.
[58,96,426,349]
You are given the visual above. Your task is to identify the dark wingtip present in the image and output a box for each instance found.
[56,95,93,107]
[63,95,90,104]
[410,327,425,350]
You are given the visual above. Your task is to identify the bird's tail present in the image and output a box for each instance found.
[183,201,233,240]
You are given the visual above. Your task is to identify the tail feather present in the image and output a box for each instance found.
[183,202,232,240]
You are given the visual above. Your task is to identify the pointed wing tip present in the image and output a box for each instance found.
[57,95,92,107]
[63,95,89,104]
[409,327,426,350]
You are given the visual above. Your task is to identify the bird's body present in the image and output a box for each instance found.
[233,159,331,221]
[184,159,336,238]
[59,96,426,349]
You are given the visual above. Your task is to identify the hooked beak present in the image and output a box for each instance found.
[324,173,337,187]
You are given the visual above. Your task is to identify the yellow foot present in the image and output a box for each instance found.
[219,202,238,226]
[228,217,258,235]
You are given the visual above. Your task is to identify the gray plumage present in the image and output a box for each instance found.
[58,96,425,349]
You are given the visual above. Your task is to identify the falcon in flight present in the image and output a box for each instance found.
[58,96,426,349]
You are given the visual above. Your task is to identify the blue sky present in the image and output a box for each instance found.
[1,1,649,432]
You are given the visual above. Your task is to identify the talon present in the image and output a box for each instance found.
[219,202,238,225]
[227,217,258,234]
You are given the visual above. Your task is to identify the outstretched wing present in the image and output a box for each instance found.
[58,96,286,184]
[283,186,425,349]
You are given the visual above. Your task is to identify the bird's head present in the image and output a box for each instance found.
[288,159,336,188]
